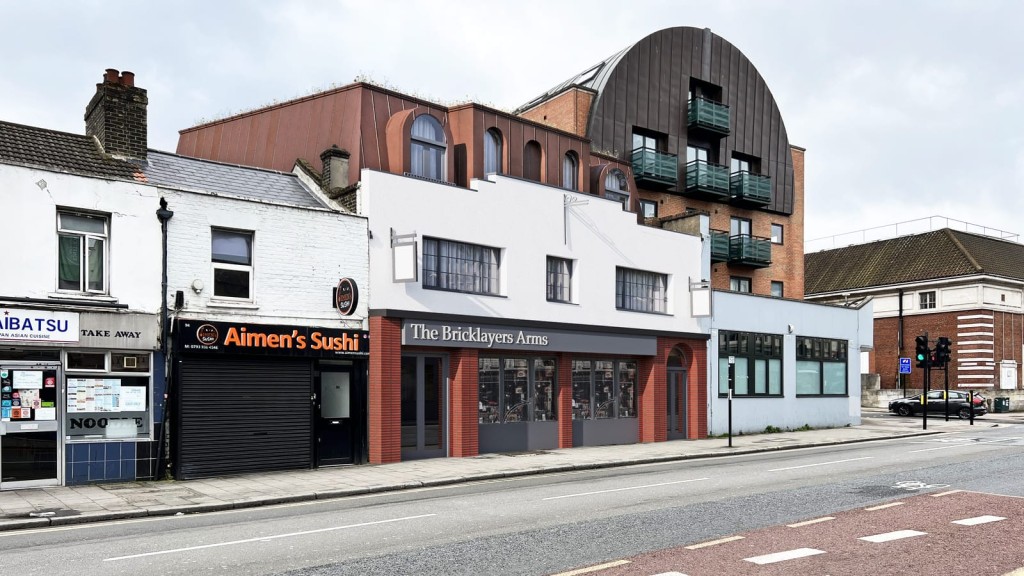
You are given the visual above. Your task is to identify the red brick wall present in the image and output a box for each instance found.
[686,340,708,439]
[448,348,479,457]
[518,88,593,138]
[557,354,573,448]
[369,316,402,463]
[638,338,709,441]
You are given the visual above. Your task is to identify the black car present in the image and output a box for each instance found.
[889,390,987,419]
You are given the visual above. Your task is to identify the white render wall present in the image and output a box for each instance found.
[708,291,873,434]
[164,189,368,328]
[0,164,162,313]
[362,170,703,334]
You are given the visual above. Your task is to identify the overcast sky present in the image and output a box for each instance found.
[2,0,1021,248]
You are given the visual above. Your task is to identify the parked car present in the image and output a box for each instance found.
[889,390,987,419]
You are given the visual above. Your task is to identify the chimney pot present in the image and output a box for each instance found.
[121,71,135,87]
[104,68,119,83]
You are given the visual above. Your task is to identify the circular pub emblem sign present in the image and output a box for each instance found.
[336,278,358,316]
[196,324,220,345]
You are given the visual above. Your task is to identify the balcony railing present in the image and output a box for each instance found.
[729,234,772,267]
[631,146,678,187]
[709,229,730,262]
[687,97,731,136]
[730,171,772,207]
[684,160,730,200]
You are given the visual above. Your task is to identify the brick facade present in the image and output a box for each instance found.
[369,316,402,463]
[448,348,479,457]
[85,69,148,160]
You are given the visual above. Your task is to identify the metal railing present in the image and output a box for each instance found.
[729,171,771,205]
[685,159,729,197]
[687,97,731,135]
[631,146,678,185]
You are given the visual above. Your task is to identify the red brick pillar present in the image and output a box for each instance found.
[557,354,573,448]
[688,339,708,439]
[449,348,479,457]
[639,339,669,443]
[369,316,401,463]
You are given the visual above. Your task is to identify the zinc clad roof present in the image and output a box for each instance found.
[515,43,634,114]
[805,229,1024,295]
[144,151,326,209]
[0,120,141,180]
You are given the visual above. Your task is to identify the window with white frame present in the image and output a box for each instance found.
[422,237,500,295]
[920,291,936,309]
[410,114,446,180]
[562,152,579,190]
[615,267,667,313]
[484,128,503,175]
[57,211,108,293]
[211,228,254,300]
[604,168,629,209]
[546,256,573,303]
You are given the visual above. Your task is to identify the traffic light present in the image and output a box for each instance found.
[915,333,930,369]
[934,337,951,367]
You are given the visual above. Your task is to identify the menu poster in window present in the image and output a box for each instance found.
[13,370,43,389]
[35,407,56,421]
[120,386,147,411]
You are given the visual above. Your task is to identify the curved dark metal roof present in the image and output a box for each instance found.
[515,42,634,114]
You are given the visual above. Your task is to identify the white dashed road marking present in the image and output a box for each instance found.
[684,535,744,549]
[651,572,688,576]
[768,457,872,472]
[859,530,928,543]
[953,515,1006,526]
[744,548,826,565]
[787,516,834,528]
[864,502,904,511]
[549,560,631,576]
[541,478,709,501]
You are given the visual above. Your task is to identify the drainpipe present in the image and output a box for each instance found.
[897,288,904,391]
[155,198,174,478]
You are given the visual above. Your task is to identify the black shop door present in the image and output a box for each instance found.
[315,364,364,466]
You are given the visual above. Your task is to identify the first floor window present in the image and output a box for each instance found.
[718,331,783,396]
[211,228,254,300]
[423,237,500,295]
[920,291,936,309]
[478,357,556,423]
[57,211,108,293]
[571,360,636,420]
[730,276,751,293]
[546,256,573,303]
[616,267,667,313]
[796,337,848,395]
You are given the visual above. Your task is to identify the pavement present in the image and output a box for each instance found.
[3,408,1023,533]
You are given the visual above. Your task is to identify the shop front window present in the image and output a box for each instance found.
[478,357,557,424]
[65,350,152,441]
[571,359,637,420]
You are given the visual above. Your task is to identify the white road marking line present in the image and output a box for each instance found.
[859,529,928,543]
[652,572,688,576]
[744,548,825,565]
[542,478,709,501]
[932,490,964,497]
[865,502,904,511]
[685,535,744,549]
[909,439,1020,453]
[102,513,436,561]
[768,457,872,472]
[953,515,1006,526]
[549,560,631,575]
[787,516,835,527]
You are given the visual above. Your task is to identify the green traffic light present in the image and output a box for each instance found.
[916,353,925,361]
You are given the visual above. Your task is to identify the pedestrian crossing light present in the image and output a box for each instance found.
[934,336,952,367]
[915,333,929,369]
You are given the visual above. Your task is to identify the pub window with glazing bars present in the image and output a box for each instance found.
[718,331,783,397]
[546,256,572,303]
[571,360,637,420]
[796,336,848,395]
[478,358,556,423]
[423,237,500,295]
[615,267,667,313]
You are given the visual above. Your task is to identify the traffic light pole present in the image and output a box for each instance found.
[923,359,928,431]
[944,363,950,422]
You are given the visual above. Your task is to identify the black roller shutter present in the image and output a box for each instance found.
[177,358,312,479]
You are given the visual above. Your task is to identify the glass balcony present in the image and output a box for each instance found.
[730,171,772,207]
[729,234,772,267]
[709,230,729,262]
[631,146,678,187]
[684,160,730,201]
[687,97,730,136]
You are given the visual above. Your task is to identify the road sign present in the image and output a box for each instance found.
[899,357,912,374]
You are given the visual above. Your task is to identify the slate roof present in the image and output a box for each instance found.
[144,151,326,209]
[0,120,326,209]
[804,229,1024,295]
[0,120,142,181]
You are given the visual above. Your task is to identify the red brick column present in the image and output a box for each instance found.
[557,354,573,448]
[639,339,670,443]
[448,348,479,457]
[688,339,708,439]
[369,316,402,463]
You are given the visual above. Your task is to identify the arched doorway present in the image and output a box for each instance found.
[667,347,687,440]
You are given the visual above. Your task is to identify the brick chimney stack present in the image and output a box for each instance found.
[85,68,148,161]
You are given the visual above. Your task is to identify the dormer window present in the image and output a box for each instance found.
[562,152,579,190]
[410,115,446,180]
[484,128,503,175]
[604,168,629,210]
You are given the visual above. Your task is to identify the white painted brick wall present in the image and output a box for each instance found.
[163,189,368,329]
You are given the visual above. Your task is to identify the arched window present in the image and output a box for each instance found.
[484,128,503,175]
[410,114,446,180]
[604,168,629,209]
[668,346,687,368]
[562,151,579,190]
[524,140,542,182]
